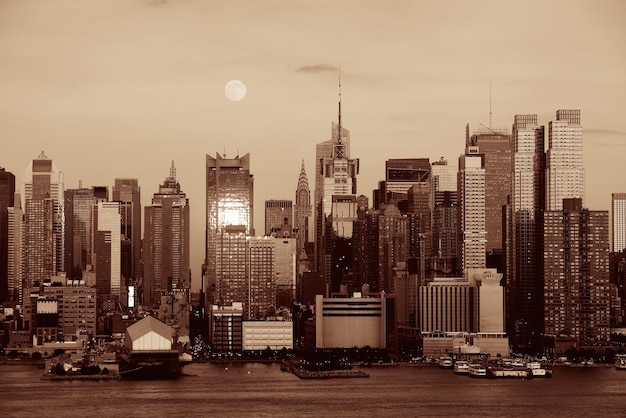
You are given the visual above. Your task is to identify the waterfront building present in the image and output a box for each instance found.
[205,152,254,308]
[505,114,546,349]
[265,199,293,237]
[418,277,472,333]
[0,168,15,302]
[546,109,585,211]
[612,193,626,253]
[211,302,243,352]
[458,145,486,272]
[307,292,391,349]
[543,198,610,343]
[143,162,190,307]
[242,320,293,351]
[113,178,141,283]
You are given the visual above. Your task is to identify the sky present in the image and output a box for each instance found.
[1,0,625,290]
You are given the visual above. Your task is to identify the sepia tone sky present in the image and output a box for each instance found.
[1,0,625,289]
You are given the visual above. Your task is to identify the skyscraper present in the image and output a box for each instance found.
[431,158,458,276]
[466,126,511,258]
[95,201,121,314]
[63,187,107,279]
[612,193,626,253]
[543,198,610,343]
[314,84,359,293]
[294,160,312,274]
[0,167,15,302]
[143,162,190,306]
[112,178,141,282]
[23,152,63,289]
[505,114,545,348]
[6,193,22,302]
[205,152,254,307]
[458,145,486,272]
[546,109,585,211]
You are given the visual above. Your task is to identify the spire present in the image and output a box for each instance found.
[37,150,48,160]
[297,159,310,191]
[169,160,176,182]
[334,73,346,159]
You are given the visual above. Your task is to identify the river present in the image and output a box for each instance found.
[2,362,626,417]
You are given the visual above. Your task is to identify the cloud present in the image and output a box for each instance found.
[296,64,340,73]
[585,128,626,136]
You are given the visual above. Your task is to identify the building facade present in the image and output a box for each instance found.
[458,146,486,272]
[113,178,142,283]
[546,109,585,211]
[0,168,15,302]
[264,199,293,237]
[205,153,254,308]
[143,162,190,307]
[612,193,626,253]
[543,198,610,343]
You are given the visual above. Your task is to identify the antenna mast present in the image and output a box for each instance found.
[489,75,492,129]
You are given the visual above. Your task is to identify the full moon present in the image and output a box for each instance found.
[225,80,246,101]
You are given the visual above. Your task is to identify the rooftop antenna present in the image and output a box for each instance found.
[334,71,345,159]
[169,160,176,181]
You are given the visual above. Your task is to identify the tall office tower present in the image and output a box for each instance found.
[273,236,297,307]
[431,158,458,276]
[612,193,626,253]
[216,225,248,309]
[95,201,121,313]
[294,160,312,274]
[7,193,22,303]
[467,126,511,258]
[23,153,64,289]
[143,162,190,306]
[544,198,610,343]
[112,178,141,282]
[205,153,254,308]
[314,86,359,293]
[458,145,486,272]
[265,199,293,236]
[407,180,432,279]
[546,109,585,211]
[248,237,275,319]
[0,168,16,302]
[505,114,545,349]
[63,187,106,279]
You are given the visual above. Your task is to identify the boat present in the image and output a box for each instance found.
[487,366,532,379]
[615,354,626,370]
[527,361,552,378]
[438,356,453,369]
[467,363,487,377]
[453,360,469,374]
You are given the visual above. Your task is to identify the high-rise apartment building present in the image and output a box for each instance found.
[612,193,626,253]
[113,178,141,282]
[546,109,585,211]
[0,168,15,302]
[458,146,486,272]
[265,199,292,237]
[505,114,546,349]
[467,127,511,257]
[543,198,610,343]
[144,162,190,306]
[205,153,254,307]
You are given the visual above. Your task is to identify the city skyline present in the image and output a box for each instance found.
[1,1,625,290]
